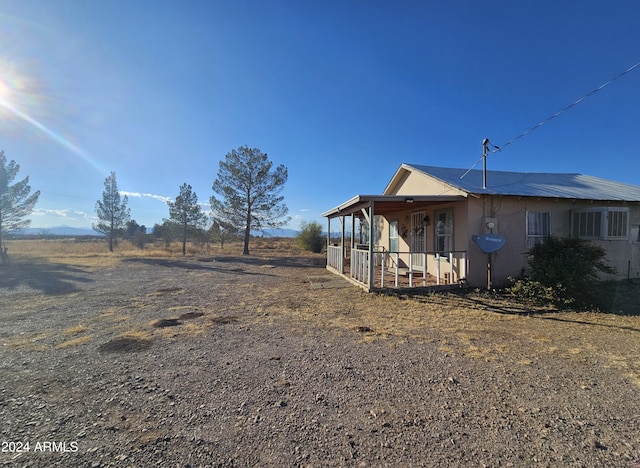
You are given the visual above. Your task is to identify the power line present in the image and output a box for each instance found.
[496,61,640,152]
[41,190,94,201]
[461,61,640,179]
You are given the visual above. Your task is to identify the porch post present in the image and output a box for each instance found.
[423,251,427,286]
[424,221,428,286]
[449,252,454,284]
[326,217,330,252]
[340,215,345,274]
[350,213,355,276]
[368,202,375,287]
[462,251,467,283]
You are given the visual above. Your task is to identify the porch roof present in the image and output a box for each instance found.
[322,194,466,219]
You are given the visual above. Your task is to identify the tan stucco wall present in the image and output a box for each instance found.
[385,169,467,197]
[461,196,640,286]
[376,201,469,282]
[376,194,640,287]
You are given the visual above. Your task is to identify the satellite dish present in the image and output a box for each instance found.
[472,234,506,253]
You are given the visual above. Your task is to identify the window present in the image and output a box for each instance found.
[572,210,602,238]
[608,209,628,238]
[389,220,399,253]
[572,207,628,240]
[434,209,453,255]
[527,211,550,249]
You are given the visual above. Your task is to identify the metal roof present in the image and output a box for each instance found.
[406,164,640,201]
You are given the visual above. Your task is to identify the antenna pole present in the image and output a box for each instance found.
[482,138,489,189]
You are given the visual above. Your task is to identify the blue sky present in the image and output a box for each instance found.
[1,0,639,231]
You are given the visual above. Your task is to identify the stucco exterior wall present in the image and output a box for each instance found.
[465,196,640,286]
[386,169,467,197]
[375,194,640,288]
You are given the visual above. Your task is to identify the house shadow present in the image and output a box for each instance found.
[590,280,640,317]
[452,288,640,334]
[200,255,326,270]
[122,257,277,277]
[0,261,93,295]
[392,287,640,333]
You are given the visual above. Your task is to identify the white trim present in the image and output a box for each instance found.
[571,206,629,240]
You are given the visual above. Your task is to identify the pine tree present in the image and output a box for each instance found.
[210,146,289,255]
[168,183,207,255]
[0,151,41,263]
[93,172,130,252]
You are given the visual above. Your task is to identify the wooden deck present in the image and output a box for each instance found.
[326,245,467,291]
[331,260,463,291]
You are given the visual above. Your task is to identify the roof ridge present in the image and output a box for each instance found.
[404,163,582,177]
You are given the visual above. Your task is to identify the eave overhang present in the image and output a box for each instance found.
[322,194,467,219]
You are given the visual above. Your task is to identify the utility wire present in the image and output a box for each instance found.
[460,61,640,179]
[459,141,501,180]
[497,61,640,151]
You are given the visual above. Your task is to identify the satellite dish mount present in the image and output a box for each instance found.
[472,232,506,290]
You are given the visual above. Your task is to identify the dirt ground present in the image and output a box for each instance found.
[1,251,639,467]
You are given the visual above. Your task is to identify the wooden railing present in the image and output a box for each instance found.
[376,249,467,288]
[327,244,468,290]
[351,248,369,285]
[327,245,343,273]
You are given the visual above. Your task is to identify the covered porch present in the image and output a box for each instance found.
[322,195,469,292]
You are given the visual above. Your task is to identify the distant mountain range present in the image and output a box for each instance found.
[11,226,104,237]
[12,226,302,238]
[251,228,299,238]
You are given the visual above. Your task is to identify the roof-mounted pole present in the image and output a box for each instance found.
[482,138,489,189]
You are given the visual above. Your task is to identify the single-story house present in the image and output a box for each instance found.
[322,164,640,291]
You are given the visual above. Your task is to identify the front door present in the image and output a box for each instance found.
[410,211,426,271]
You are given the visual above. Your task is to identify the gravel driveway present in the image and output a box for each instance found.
[1,254,639,467]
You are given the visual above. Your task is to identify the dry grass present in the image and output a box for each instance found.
[98,330,153,353]
[2,332,50,351]
[248,273,640,387]
[118,330,154,341]
[4,237,306,267]
[64,324,88,335]
[55,335,93,349]
[4,237,639,387]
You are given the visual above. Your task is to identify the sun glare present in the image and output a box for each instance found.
[0,79,9,102]
[0,79,17,121]
[0,58,23,118]
[0,78,12,110]
[0,56,43,120]
[0,56,105,172]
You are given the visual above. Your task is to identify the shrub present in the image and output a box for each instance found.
[508,277,573,307]
[132,231,147,249]
[510,236,614,308]
[297,221,324,253]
